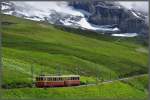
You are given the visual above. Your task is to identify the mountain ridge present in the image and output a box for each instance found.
[1,1,148,38]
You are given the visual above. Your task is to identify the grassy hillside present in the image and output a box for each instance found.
[1,14,149,99]
[2,79,148,99]
[121,74,149,93]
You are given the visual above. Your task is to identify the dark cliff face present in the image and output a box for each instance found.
[69,1,148,35]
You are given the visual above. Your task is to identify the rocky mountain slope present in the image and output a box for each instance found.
[1,1,149,37]
[70,1,148,35]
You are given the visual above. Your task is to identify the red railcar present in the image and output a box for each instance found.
[35,75,80,87]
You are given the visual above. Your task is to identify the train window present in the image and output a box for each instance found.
[59,77,62,81]
[64,77,67,80]
[53,78,55,81]
[67,77,69,80]
[75,77,76,80]
[56,78,58,81]
[76,77,78,80]
[66,77,68,80]
[74,77,77,80]
[48,78,51,81]
[43,78,45,81]
[54,78,56,81]
[74,77,76,80]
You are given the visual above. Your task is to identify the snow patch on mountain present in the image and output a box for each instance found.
[2,1,145,37]
[131,11,140,18]
[2,5,10,10]
[2,1,121,32]
[17,1,84,17]
[112,33,138,37]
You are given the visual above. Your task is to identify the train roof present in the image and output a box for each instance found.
[37,75,80,77]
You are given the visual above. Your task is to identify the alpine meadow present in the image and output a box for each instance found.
[0,14,148,99]
[0,1,149,100]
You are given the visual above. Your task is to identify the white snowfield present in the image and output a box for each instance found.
[112,33,138,37]
[2,1,140,37]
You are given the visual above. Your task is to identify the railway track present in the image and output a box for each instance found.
[74,74,146,87]
[3,74,146,89]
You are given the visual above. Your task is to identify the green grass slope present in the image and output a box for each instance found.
[2,80,148,99]
[121,74,149,93]
[0,14,149,99]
